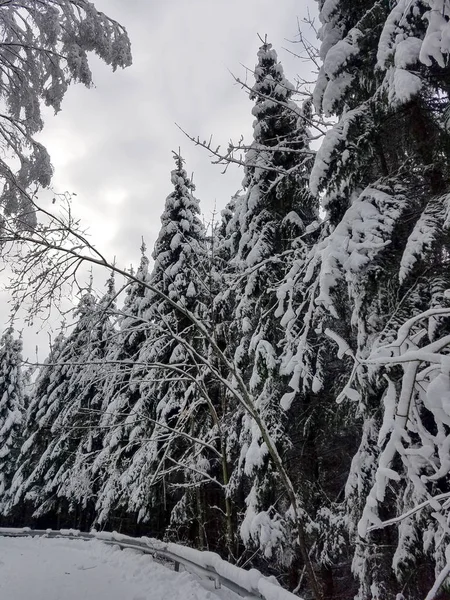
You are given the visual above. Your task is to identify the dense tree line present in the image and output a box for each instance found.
[2,1,450,599]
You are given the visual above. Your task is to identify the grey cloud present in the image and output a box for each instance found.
[21,0,318,357]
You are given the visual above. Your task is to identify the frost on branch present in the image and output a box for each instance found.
[0,0,131,224]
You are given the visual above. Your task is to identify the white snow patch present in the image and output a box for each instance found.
[0,536,223,600]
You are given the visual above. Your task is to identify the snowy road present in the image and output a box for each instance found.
[0,536,238,600]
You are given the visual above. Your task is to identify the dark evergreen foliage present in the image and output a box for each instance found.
[3,7,450,599]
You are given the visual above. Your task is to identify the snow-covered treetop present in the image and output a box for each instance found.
[149,152,205,305]
[119,243,151,338]
[243,41,301,190]
[73,289,96,320]
[98,271,116,313]
[0,0,132,225]
[229,41,316,268]
[249,42,296,141]
[0,326,24,381]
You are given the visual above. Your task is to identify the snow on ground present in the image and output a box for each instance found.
[0,536,240,600]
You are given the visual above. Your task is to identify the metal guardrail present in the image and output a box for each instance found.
[0,527,302,600]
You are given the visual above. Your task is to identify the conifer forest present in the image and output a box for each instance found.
[3,1,450,599]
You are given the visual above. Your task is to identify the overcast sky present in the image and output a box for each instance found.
[20,0,318,358]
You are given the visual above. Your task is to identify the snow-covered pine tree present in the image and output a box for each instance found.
[311,0,450,597]
[220,41,320,573]
[0,327,24,517]
[120,153,215,546]
[11,279,116,526]
[9,328,68,517]
[197,200,243,557]
[56,272,118,526]
[21,296,97,521]
[92,247,153,528]
[269,81,364,598]
[232,40,316,264]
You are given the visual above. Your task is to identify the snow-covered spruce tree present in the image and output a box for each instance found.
[119,154,217,547]
[0,1,131,226]
[195,201,244,558]
[276,217,355,597]
[0,326,24,517]
[8,327,68,519]
[55,272,118,527]
[11,280,116,526]
[92,247,154,530]
[311,0,450,597]
[220,41,320,579]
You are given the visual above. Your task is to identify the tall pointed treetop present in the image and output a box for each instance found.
[232,41,316,267]
[243,40,302,191]
[151,152,205,304]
